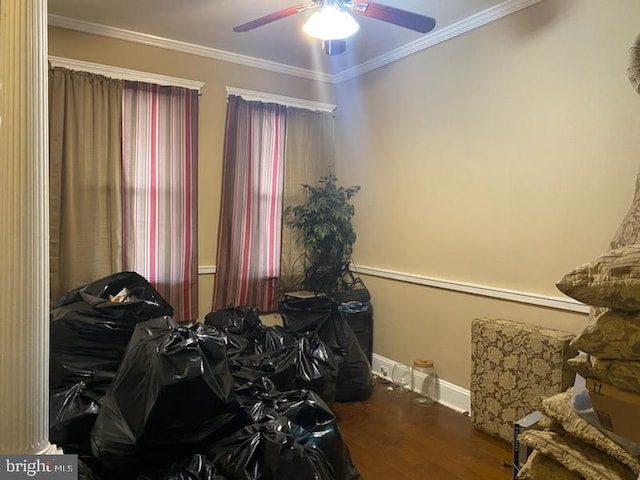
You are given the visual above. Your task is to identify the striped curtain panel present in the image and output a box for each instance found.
[122,82,199,321]
[213,95,286,312]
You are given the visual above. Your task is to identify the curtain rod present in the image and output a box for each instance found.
[49,56,205,91]
[226,86,336,113]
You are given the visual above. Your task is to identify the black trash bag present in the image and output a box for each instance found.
[230,327,337,405]
[272,390,360,480]
[334,284,371,305]
[332,334,372,403]
[263,325,296,351]
[80,456,169,480]
[280,296,334,333]
[234,378,282,424]
[90,320,250,475]
[293,335,337,404]
[78,458,98,480]
[141,454,227,480]
[204,306,266,355]
[53,271,173,317]
[76,455,117,480]
[232,386,360,480]
[50,272,174,393]
[126,315,176,345]
[207,418,336,480]
[50,380,107,454]
[220,330,252,360]
[50,299,137,392]
[279,296,372,402]
[337,303,373,366]
[228,343,299,392]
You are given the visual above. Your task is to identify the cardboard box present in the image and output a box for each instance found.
[586,378,640,444]
[513,410,543,480]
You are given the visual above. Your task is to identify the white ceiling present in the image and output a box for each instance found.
[47,0,542,83]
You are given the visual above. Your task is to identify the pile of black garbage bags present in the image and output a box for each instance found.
[50,272,372,480]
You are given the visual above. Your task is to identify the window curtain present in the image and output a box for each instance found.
[213,95,286,312]
[48,67,123,301]
[280,106,335,290]
[121,82,199,321]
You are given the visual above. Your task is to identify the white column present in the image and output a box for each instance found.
[0,0,56,454]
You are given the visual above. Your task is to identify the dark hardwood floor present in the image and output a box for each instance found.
[332,378,513,480]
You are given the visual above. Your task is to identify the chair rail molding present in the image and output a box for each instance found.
[352,265,589,314]
[199,263,588,313]
[198,265,216,275]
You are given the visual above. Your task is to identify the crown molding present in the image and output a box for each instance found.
[49,0,542,85]
[332,0,544,83]
[48,14,334,84]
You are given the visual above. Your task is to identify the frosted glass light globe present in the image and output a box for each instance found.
[302,5,360,40]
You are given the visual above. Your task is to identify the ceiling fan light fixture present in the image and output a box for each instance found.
[322,39,347,55]
[302,5,360,40]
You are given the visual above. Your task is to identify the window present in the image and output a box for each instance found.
[213,92,335,312]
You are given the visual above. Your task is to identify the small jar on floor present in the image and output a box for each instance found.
[411,358,435,407]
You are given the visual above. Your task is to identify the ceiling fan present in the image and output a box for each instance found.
[232,0,436,56]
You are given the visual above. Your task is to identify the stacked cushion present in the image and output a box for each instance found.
[518,246,640,478]
[556,245,640,311]
[556,246,640,394]
[517,450,582,480]
[518,390,640,479]
[519,430,636,480]
[569,353,640,393]
[570,310,640,360]
[541,391,640,474]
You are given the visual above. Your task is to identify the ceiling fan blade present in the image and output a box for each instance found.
[232,4,313,32]
[349,1,436,34]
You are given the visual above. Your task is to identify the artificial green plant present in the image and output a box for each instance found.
[286,174,360,295]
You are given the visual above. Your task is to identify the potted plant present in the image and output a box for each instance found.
[285,174,360,296]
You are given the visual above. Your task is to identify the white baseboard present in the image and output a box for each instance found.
[372,353,470,414]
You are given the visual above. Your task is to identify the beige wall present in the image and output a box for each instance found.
[49,0,640,392]
[48,26,336,320]
[334,0,640,388]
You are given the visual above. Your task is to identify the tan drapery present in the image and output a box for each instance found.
[49,67,123,301]
[280,107,336,290]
